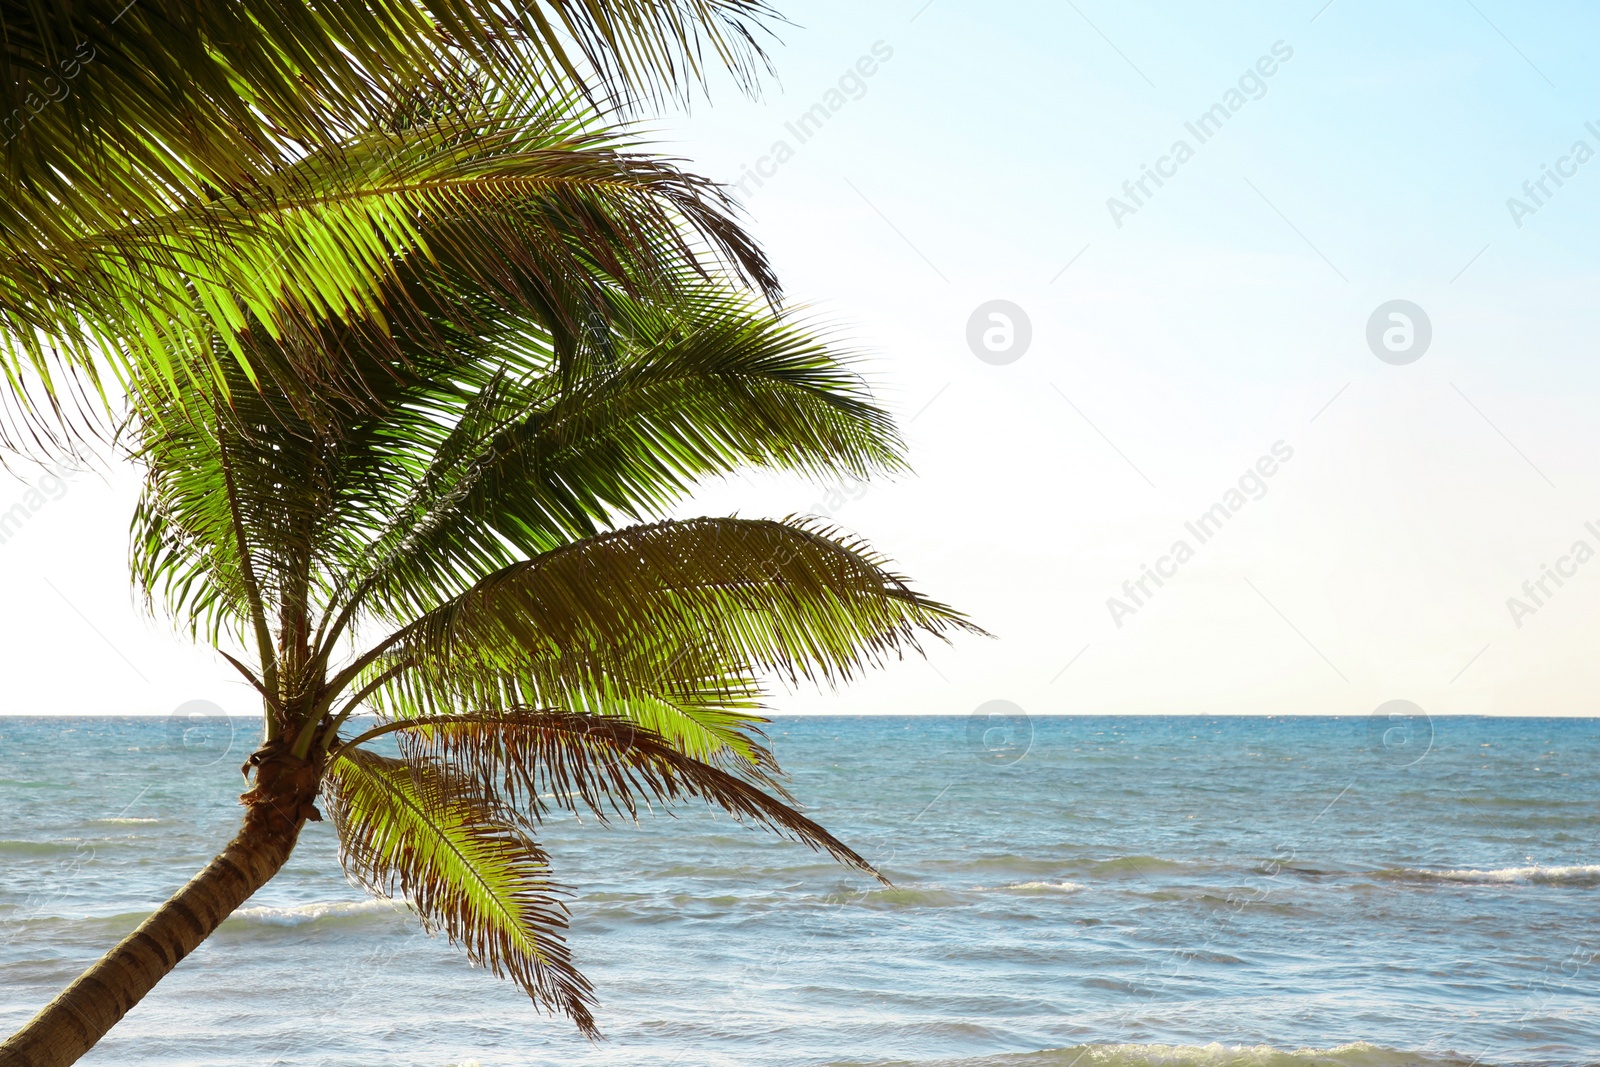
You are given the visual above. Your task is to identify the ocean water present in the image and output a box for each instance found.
[0,714,1596,1067]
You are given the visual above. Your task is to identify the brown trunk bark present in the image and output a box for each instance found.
[0,748,323,1067]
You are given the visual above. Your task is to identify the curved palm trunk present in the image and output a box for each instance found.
[0,749,321,1067]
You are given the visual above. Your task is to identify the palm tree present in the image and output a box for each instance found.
[0,0,782,440]
[0,101,973,1067]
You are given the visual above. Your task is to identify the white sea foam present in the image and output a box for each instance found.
[999,881,1085,893]
[905,1040,1476,1066]
[1384,864,1600,887]
[92,817,160,825]
[229,898,408,927]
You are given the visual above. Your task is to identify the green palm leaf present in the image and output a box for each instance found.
[344,516,976,709]
[30,101,774,423]
[323,746,598,1036]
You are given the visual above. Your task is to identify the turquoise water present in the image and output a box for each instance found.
[1,715,1596,1066]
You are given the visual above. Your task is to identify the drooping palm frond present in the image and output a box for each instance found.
[347,708,881,878]
[323,746,598,1035]
[503,0,782,106]
[3,0,778,191]
[26,98,776,428]
[1,1,783,404]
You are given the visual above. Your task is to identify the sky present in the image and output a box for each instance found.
[3,0,1600,720]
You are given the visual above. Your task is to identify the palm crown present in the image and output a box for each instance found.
[118,99,973,1036]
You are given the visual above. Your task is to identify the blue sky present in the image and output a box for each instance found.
[3,0,1599,718]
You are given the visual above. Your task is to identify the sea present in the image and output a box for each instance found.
[0,714,1596,1067]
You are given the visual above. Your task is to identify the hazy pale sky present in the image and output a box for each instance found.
[3,0,1598,719]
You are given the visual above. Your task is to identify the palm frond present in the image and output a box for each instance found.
[371,650,778,771]
[347,517,977,717]
[29,101,775,425]
[0,0,779,263]
[1,0,785,394]
[2,0,778,181]
[121,106,820,647]
[366,709,880,879]
[331,287,903,625]
[323,746,597,1035]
